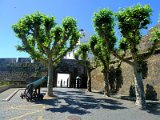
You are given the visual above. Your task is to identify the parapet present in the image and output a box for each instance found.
[0,58,31,64]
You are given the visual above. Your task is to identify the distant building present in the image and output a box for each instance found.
[64,31,92,59]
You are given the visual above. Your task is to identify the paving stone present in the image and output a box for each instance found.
[0,88,159,120]
[0,88,18,100]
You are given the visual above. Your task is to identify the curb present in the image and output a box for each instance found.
[1,89,19,101]
[111,95,160,103]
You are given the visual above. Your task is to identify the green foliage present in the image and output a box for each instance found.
[89,35,109,65]
[74,43,90,66]
[62,17,77,37]
[93,8,116,50]
[118,38,128,51]
[74,52,79,60]
[90,8,116,68]
[90,8,116,96]
[150,25,160,45]
[12,12,81,96]
[74,43,90,61]
[12,12,81,64]
[117,4,152,48]
[116,4,154,81]
[146,16,160,58]
[78,43,89,60]
[0,81,11,86]
[116,4,154,108]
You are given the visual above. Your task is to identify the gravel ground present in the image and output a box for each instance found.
[0,88,159,120]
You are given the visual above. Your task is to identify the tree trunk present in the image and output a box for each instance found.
[46,58,54,97]
[133,63,146,109]
[103,64,110,97]
[85,61,91,92]
[87,68,91,92]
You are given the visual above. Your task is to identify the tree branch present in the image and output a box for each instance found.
[111,50,134,66]
[142,41,160,60]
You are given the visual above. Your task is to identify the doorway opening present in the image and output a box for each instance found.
[57,73,70,87]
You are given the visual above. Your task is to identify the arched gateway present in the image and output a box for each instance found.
[54,59,87,88]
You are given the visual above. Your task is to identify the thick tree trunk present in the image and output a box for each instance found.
[103,65,110,97]
[133,63,146,109]
[87,68,91,92]
[46,58,54,97]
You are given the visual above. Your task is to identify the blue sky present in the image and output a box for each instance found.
[0,0,159,58]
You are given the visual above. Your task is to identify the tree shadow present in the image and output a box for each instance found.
[46,105,90,115]
[145,84,158,101]
[109,66,123,93]
[146,102,160,115]
[35,89,127,115]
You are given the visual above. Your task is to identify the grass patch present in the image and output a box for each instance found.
[0,81,11,86]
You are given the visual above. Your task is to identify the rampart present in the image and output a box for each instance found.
[91,25,160,100]
[0,58,87,87]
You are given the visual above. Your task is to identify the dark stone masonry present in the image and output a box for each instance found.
[0,58,87,88]
[91,53,160,100]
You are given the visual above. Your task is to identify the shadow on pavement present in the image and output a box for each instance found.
[46,105,90,115]
[146,102,160,115]
[35,89,127,115]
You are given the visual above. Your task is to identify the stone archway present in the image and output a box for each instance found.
[54,59,87,88]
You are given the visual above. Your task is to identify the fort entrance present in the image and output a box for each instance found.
[57,73,70,87]
[55,59,87,88]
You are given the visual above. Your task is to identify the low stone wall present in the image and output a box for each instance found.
[0,85,10,93]
[91,53,160,100]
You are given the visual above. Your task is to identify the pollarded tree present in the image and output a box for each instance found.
[114,4,160,109]
[90,9,117,96]
[12,12,81,97]
[74,43,94,92]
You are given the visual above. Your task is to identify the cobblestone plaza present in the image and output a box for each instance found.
[0,88,160,120]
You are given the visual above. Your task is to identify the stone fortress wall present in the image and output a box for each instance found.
[91,53,160,100]
[0,58,87,88]
[0,58,46,86]
[91,25,160,100]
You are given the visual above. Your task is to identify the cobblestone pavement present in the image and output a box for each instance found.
[0,88,160,120]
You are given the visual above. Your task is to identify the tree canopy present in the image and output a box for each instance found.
[115,4,160,109]
[12,12,80,63]
[12,12,81,96]
[117,4,152,50]
[74,43,93,91]
[89,8,117,96]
